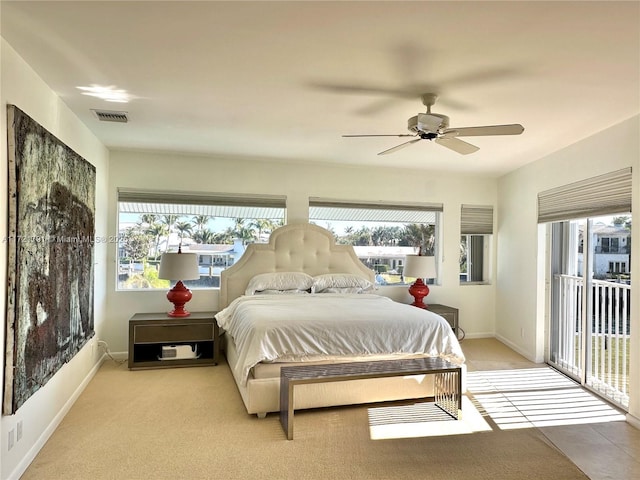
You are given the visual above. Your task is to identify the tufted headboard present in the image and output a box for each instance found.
[219,223,374,308]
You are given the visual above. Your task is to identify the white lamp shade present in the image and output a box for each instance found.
[404,255,436,279]
[158,252,200,281]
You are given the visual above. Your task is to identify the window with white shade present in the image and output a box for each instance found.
[308,198,442,286]
[460,204,493,284]
[117,189,286,290]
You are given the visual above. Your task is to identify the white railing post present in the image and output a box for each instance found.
[554,275,630,409]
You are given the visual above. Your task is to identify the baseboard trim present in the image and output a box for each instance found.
[494,333,542,363]
[111,351,128,360]
[461,332,494,340]
[626,413,640,430]
[8,354,106,480]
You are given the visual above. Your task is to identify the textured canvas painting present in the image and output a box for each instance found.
[4,105,96,414]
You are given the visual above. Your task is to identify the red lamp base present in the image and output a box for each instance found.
[408,278,430,309]
[166,280,193,317]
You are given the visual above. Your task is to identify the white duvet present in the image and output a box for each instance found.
[215,294,465,385]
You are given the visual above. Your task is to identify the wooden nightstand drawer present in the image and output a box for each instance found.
[134,323,214,343]
[128,312,220,370]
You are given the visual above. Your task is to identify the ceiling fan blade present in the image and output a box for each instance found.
[435,137,479,155]
[342,134,415,138]
[443,124,524,137]
[439,130,459,139]
[378,138,422,155]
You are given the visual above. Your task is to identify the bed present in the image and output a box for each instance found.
[216,222,465,417]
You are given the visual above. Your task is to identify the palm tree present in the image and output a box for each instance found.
[355,226,373,246]
[213,230,234,244]
[402,223,435,255]
[159,215,178,252]
[250,219,276,242]
[232,218,245,232]
[140,214,158,226]
[174,221,193,242]
[145,223,169,258]
[192,215,211,232]
[192,229,216,244]
[161,214,178,233]
[237,225,256,245]
[371,226,396,246]
[231,218,256,245]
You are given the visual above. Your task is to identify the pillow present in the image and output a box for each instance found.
[312,273,374,294]
[245,272,314,296]
[254,289,310,295]
[318,287,367,294]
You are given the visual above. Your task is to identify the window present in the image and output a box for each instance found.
[609,261,626,274]
[460,234,490,282]
[117,189,286,290]
[548,214,631,409]
[308,198,442,286]
[600,237,620,254]
[460,204,493,284]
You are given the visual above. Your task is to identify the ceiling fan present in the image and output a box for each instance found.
[343,93,524,155]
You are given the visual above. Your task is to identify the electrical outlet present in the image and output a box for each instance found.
[8,429,14,450]
[16,421,22,442]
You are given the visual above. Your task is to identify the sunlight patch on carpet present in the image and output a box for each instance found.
[367,396,491,439]
[467,367,626,430]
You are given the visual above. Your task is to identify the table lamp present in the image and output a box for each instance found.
[403,254,436,309]
[158,247,200,317]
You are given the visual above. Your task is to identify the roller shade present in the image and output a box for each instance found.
[309,198,442,223]
[461,204,494,234]
[537,168,632,223]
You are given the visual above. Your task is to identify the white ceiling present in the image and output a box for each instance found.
[2,1,639,176]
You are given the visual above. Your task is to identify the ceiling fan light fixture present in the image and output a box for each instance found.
[416,113,448,132]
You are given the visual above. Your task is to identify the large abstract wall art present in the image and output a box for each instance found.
[4,105,96,414]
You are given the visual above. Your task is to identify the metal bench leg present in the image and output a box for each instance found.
[279,377,295,440]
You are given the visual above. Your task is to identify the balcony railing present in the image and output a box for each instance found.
[553,274,630,409]
[593,246,630,254]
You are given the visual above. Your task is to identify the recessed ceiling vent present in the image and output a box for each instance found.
[91,109,128,123]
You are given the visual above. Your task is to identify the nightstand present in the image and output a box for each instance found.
[128,311,220,370]
[426,304,458,336]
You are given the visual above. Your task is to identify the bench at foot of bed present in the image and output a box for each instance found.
[279,357,462,440]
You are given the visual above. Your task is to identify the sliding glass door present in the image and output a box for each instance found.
[549,215,631,409]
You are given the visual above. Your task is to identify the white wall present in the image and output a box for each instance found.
[0,39,110,479]
[496,115,640,421]
[106,150,499,351]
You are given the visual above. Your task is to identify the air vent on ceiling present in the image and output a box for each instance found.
[91,109,128,123]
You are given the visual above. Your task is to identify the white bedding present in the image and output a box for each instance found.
[215,294,465,386]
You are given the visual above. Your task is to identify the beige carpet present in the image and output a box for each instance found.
[22,350,589,480]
